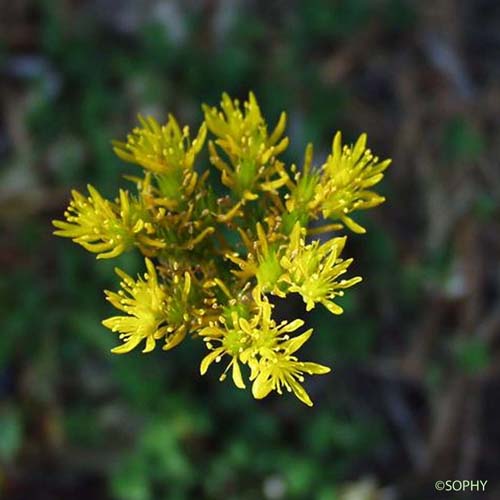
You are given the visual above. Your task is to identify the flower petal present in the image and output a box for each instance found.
[281,329,313,354]
[252,370,273,400]
[111,335,144,354]
[142,335,156,353]
[278,319,305,334]
[232,360,246,389]
[341,215,366,234]
[289,378,313,407]
[200,347,224,375]
[323,300,344,315]
[300,362,331,375]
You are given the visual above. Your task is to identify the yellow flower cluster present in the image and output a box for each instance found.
[199,288,330,406]
[52,186,164,258]
[102,258,192,353]
[284,132,391,234]
[203,92,289,199]
[53,92,391,406]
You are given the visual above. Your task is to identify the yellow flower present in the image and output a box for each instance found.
[199,288,296,387]
[203,92,289,198]
[237,290,309,371]
[113,114,207,174]
[239,294,331,406]
[132,172,216,252]
[314,132,391,233]
[280,223,362,314]
[239,286,304,362]
[251,346,331,407]
[225,223,285,294]
[226,220,362,314]
[199,310,251,390]
[199,287,329,405]
[52,185,165,259]
[103,259,192,353]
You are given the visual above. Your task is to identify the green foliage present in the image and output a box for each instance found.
[453,338,491,375]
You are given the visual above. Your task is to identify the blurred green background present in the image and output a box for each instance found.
[1,1,500,499]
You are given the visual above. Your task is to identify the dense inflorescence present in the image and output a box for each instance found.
[53,92,391,406]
